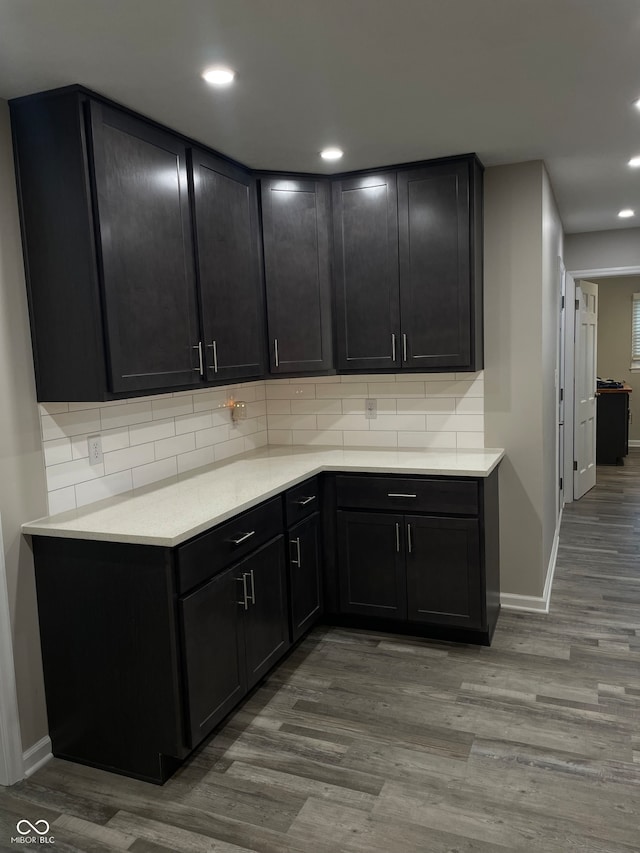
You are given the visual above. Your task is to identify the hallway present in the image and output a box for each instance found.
[0,456,639,852]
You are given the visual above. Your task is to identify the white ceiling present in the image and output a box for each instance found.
[1,0,640,233]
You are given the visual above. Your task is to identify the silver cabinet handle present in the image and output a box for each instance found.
[274,338,279,368]
[291,537,301,566]
[237,575,248,610]
[402,333,408,362]
[229,530,255,545]
[207,340,218,373]
[395,522,400,553]
[248,569,256,604]
[388,493,417,499]
[297,495,316,506]
[193,341,204,376]
[391,333,396,361]
[407,522,413,553]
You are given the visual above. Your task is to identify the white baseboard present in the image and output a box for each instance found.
[23,736,52,778]
[501,508,562,614]
[628,440,640,447]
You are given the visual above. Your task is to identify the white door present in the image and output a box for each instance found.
[573,280,598,499]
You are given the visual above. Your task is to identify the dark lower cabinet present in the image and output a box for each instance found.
[242,537,290,688]
[405,515,482,628]
[288,513,322,642]
[337,511,407,619]
[180,565,247,748]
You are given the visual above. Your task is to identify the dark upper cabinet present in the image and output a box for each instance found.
[190,149,266,383]
[89,103,201,393]
[260,177,333,374]
[332,173,400,370]
[398,159,482,371]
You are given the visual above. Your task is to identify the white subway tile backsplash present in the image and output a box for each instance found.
[101,401,152,430]
[129,419,175,446]
[47,486,77,515]
[43,438,72,467]
[104,443,155,475]
[154,433,196,461]
[132,457,178,490]
[177,446,215,474]
[42,374,484,514]
[343,431,398,448]
[42,410,101,441]
[75,470,133,508]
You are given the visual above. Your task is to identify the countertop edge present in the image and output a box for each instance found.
[22,449,505,547]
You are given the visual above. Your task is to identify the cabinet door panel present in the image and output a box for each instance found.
[261,178,332,373]
[89,102,201,393]
[398,162,471,370]
[243,536,290,688]
[337,511,407,619]
[333,174,400,370]
[406,515,482,628]
[289,513,322,642]
[191,150,265,382]
[180,566,247,748]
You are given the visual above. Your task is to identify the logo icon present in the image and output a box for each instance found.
[15,820,50,836]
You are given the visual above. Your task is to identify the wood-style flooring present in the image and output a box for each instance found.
[2,454,640,853]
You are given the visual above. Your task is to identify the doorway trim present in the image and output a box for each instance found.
[565,264,640,501]
[0,520,24,786]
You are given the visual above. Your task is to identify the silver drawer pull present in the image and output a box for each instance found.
[248,569,256,604]
[388,493,417,499]
[236,575,248,610]
[229,530,256,545]
[407,522,413,553]
[297,495,316,506]
[395,522,400,553]
[291,537,301,567]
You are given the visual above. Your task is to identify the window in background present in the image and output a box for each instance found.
[632,293,640,370]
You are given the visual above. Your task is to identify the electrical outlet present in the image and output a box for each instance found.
[365,398,377,419]
[88,434,103,466]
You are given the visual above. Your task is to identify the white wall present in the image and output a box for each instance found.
[484,161,563,602]
[564,227,640,272]
[0,100,49,753]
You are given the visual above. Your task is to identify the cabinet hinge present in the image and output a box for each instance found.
[561,295,565,310]
[575,299,580,310]
[573,460,578,471]
[560,388,564,402]
[559,476,563,490]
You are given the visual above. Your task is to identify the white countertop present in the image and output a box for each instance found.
[22,445,504,547]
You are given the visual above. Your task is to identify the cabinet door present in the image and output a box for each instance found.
[242,536,291,689]
[337,511,407,619]
[191,150,266,383]
[89,102,201,394]
[261,178,332,373]
[333,173,400,370]
[288,513,322,642]
[405,516,482,629]
[398,161,472,370]
[180,566,247,749]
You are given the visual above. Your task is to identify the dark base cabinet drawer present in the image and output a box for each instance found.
[285,476,320,527]
[336,475,478,515]
[177,497,283,593]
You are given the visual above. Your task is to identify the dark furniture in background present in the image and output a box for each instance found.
[596,385,632,465]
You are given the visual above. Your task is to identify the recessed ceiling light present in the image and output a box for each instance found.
[629,156,640,168]
[634,97,640,110]
[202,66,235,86]
[618,208,635,218]
[320,147,344,161]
